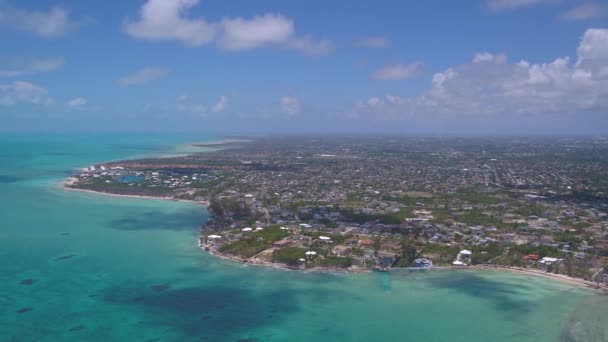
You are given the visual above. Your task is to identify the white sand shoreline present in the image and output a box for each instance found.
[204,247,371,274]
[57,184,209,206]
[473,265,608,293]
[203,246,608,292]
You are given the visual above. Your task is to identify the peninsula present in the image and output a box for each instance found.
[64,136,608,289]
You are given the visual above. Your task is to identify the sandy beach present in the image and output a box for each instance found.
[203,245,608,292]
[474,265,608,293]
[57,183,209,206]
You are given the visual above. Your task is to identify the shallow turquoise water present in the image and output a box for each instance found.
[1,134,607,342]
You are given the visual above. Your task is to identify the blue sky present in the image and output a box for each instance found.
[1,0,607,134]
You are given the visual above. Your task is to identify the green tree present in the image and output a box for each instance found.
[401,239,418,265]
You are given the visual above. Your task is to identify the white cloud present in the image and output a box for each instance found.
[67,97,87,109]
[355,36,388,48]
[0,81,52,106]
[119,67,169,85]
[212,95,228,113]
[431,68,457,87]
[124,0,215,46]
[0,5,81,37]
[354,28,608,118]
[281,96,301,115]
[473,52,507,64]
[219,14,293,50]
[371,63,423,80]
[561,3,605,21]
[577,28,608,65]
[0,58,64,78]
[125,0,333,55]
[219,14,333,55]
[487,0,552,11]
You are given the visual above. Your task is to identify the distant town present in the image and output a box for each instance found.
[64,136,608,288]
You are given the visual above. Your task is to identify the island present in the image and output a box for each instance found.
[63,136,608,290]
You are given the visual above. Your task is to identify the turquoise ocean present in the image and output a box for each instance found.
[1,133,607,342]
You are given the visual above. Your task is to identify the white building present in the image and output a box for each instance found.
[539,257,563,265]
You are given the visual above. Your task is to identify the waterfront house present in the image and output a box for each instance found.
[539,257,563,265]
[413,258,433,268]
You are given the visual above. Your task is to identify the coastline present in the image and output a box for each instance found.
[54,138,608,294]
[202,244,608,291]
[57,184,209,206]
[61,183,608,293]
[205,246,371,274]
[153,138,249,158]
[191,138,251,147]
[473,265,608,293]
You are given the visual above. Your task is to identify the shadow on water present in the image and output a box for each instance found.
[108,209,206,232]
[419,270,535,314]
[0,175,22,184]
[99,282,301,341]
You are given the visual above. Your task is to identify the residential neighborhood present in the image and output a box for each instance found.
[66,136,608,284]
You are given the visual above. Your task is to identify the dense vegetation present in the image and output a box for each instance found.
[272,247,308,266]
[218,225,289,258]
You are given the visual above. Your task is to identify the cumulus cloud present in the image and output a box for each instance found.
[212,95,228,113]
[0,58,65,78]
[67,97,87,109]
[355,36,388,48]
[119,67,169,85]
[371,63,423,80]
[0,4,81,37]
[0,81,52,106]
[561,3,605,21]
[281,96,301,115]
[125,0,332,55]
[217,13,333,55]
[354,28,608,118]
[577,28,608,64]
[219,14,293,50]
[124,0,215,46]
[487,0,552,11]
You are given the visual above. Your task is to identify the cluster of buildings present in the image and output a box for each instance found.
[68,164,217,198]
[68,136,608,281]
